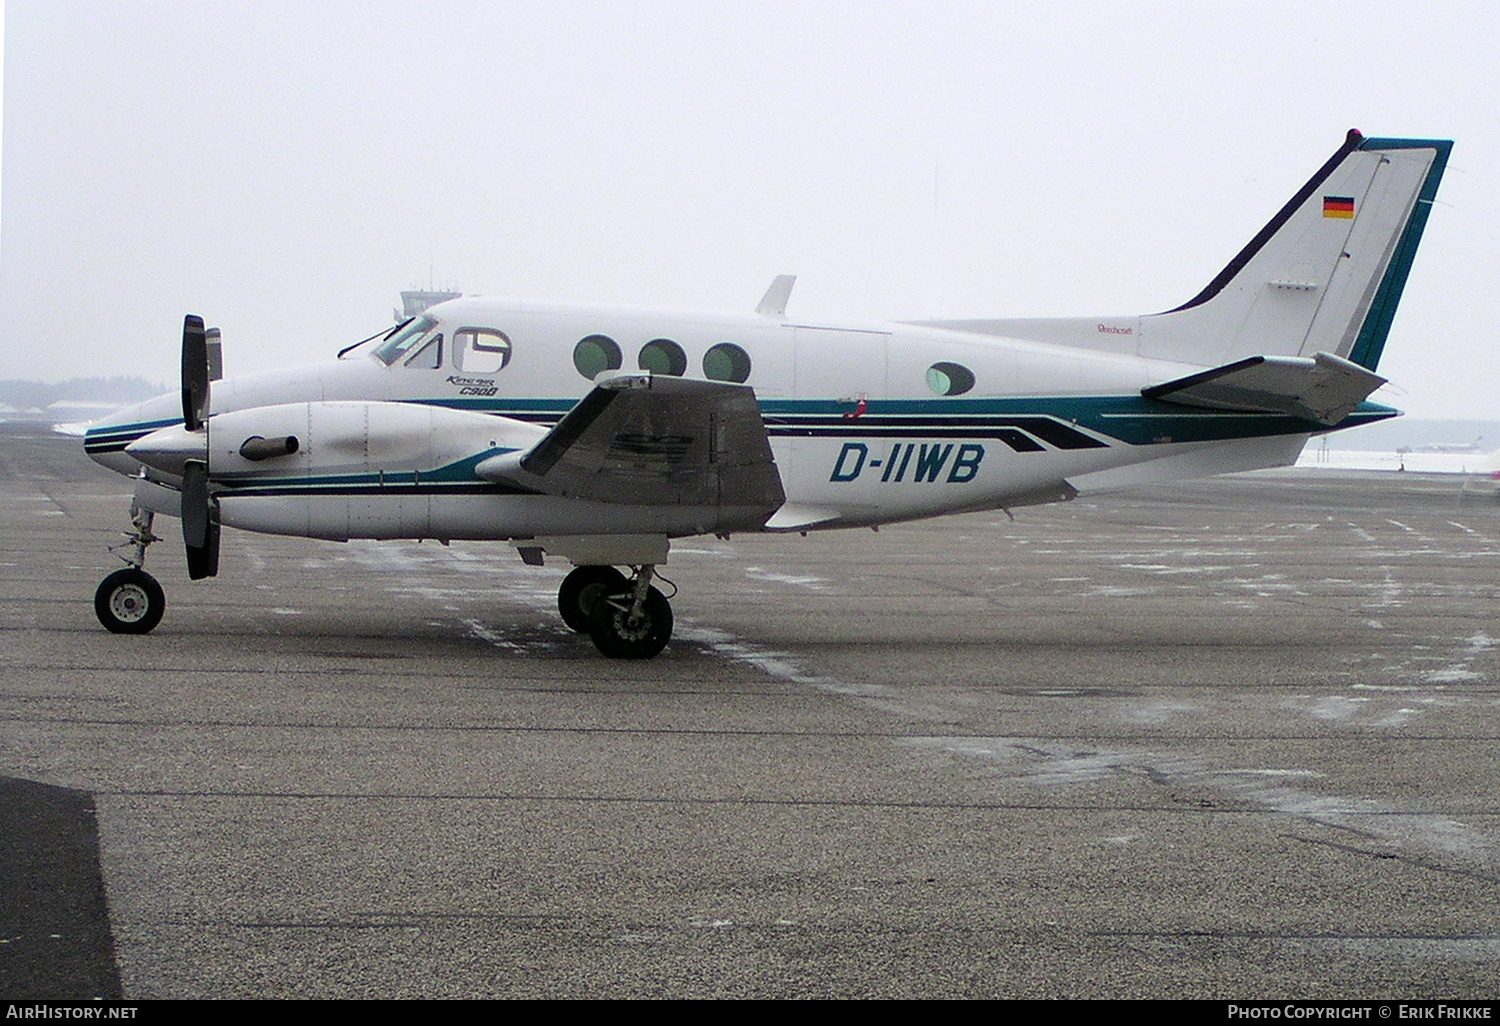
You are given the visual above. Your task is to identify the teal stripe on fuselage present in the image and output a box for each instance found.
[406,395,1399,447]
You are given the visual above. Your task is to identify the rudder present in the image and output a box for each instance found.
[1139,130,1452,372]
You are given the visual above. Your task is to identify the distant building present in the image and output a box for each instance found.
[395,289,461,323]
[0,377,165,427]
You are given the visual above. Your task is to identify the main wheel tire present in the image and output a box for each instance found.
[558,565,628,633]
[587,585,673,659]
[94,568,165,635]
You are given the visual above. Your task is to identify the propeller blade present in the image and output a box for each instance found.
[181,461,220,580]
[181,461,209,549]
[186,517,220,580]
[206,326,223,382]
[180,314,219,579]
[182,314,209,431]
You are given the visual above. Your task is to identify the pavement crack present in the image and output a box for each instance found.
[1284,834,1500,885]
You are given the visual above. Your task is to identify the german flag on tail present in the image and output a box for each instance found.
[1323,195,1355,219]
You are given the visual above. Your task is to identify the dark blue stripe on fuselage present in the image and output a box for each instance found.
[83,417,182,454]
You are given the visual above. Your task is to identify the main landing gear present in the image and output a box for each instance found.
[95,506,166,634]
[558,564,673,659]
[93,508,676,658]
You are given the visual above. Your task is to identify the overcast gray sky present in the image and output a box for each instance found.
[2,1,1494,418]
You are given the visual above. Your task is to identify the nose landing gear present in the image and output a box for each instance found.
[95,506,165,634]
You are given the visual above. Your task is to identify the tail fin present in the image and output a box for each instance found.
[909,132,1451,373]
[1141,130,1451,371]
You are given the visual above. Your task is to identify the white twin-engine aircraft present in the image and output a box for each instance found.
[85,131,1451,657]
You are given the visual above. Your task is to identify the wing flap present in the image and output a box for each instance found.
[476,374,786,525]
[1142,351,1385,426]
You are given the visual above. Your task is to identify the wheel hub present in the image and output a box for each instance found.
[110,584,149,623]
[608,603,654,641]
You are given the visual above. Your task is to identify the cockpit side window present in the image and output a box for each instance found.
[373,316,438,365]
[454,328,512,373]
[404,333,443,370]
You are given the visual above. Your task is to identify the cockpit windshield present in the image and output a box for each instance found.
[372,315,438,365]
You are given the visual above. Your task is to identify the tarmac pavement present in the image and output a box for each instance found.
[3,427,1500,998]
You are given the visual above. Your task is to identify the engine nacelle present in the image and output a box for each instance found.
[205,401,547,540]
[206,401,543,480]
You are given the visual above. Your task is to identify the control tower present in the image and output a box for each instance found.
[394,288,461,323]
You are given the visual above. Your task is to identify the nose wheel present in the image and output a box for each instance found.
[95,567,165,634]
[96,505,166,634]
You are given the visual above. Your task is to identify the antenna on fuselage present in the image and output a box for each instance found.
[756,275,796,317]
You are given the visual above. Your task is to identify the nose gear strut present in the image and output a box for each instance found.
[96,501,167,634]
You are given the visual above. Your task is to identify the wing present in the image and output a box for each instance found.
[475,374,785,526]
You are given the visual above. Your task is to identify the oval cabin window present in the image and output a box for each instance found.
[926,361,975,396]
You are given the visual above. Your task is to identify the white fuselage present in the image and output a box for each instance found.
[86,296,1319,546]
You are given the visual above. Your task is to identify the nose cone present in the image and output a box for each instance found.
[83,391,185,474]
[125,424,209,477]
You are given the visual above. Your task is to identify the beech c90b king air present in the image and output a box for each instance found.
[84,131,1451,658]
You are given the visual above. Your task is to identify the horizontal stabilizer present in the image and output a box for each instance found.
[475,374,786,523]
[1142,351,1386,426]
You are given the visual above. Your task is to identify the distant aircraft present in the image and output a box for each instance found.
[1297,441,1498,475]
[83,130,1451,657]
